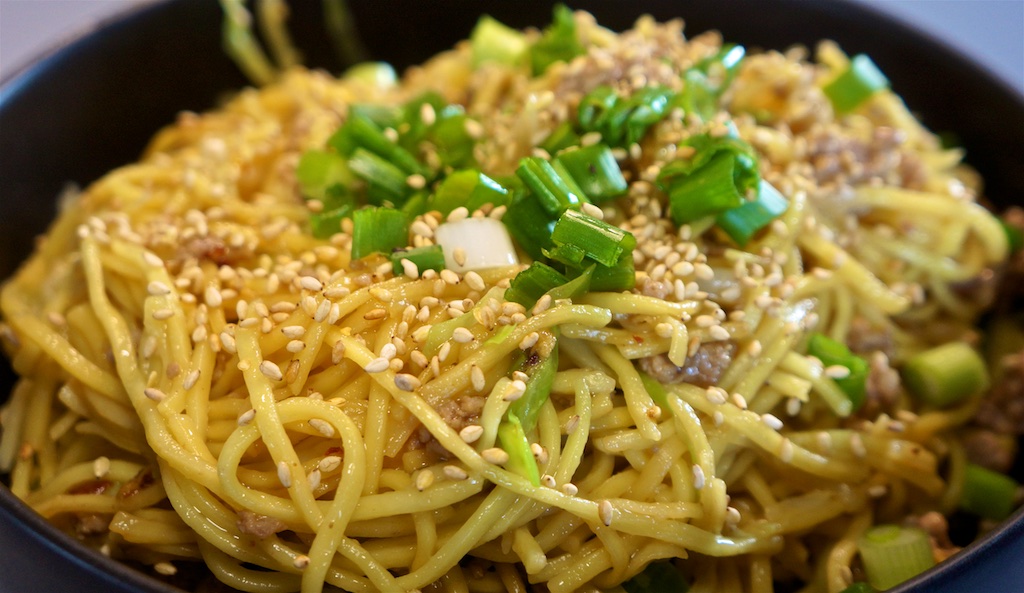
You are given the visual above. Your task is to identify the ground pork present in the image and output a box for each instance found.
[638,340,736,388]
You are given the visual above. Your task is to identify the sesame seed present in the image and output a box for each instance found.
[581,202,604,219]
[301,419,332,439]
[324,286,351,299]
[867,484,888,498]
[464,271,485,291]
[314,299,332,322]
[363,358,389,373]
[237,409,256,426]
[307,470,322,491]
[565,414,580,434]
[415,470,435,491]
[532,294,553,315]
[93,456,110,478]
[598,499,614,526]
[364,308,387,321]
[780,438,794,462]
[299,276,323,292]
[281,325,305,339]
[452,327,474,343]
[277,461,292,488]
[331,340,346,364]
[725,506,741,525]
[655,322,673,338]
[518,332,540,350]
[708,325,731,341]
[850,433,867,458]
[471,365,486,392]
[147,281,171,296]
[410,220,433,238]
[541,474,557,488]
[825,365,851,379]
[292,554,311,570]
[453,247,467,267]
[705,387,727,405]
[286,340,306,353]
[447,207,469,223]
[692,464,706,490]
[400,258,420,279]
[380,343,398,360]
[786,398,802,416]
[459,425,483,444]
[143,387,166,402]
[440,269,461,285]
[406,173,426,189]
[319,456,342,473]
[443,465,468,480]
[761,413,784,431]
[259,360,284,381]
[394,373,421,392]
[482,447,510,465]
[503,380,527,401]
[143,251,164,267]
[204,286,223,308]
[183,369,200,390]
[152,308,174,320]
[713,411,725,426]
[746,339,763,356]
[154,562,177,576]
[731,393,748,409]
[561,483,579,496]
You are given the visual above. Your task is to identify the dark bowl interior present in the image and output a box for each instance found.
[1,1,1022,592]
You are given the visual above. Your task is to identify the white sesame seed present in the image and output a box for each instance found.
[786,398,802,416]
[452,327,474,343]
[692,465,706,490]
[518,332,540,350]
[447,207,469,223]
[725,506,741,525]
[581,203,604,219]
[440,269,461,285]
[307,469,322,491]
[459,425,483,444]
[299,276,323,292]
[183,369,200,390]
[761,413,784,431]
[561,483,579,496]
[731,393,748,409]
[503,380,527,401]
[143,251,164,267]
[309,418,335,438]
[780,438,794,462]
[319,455,341,473]
[540,474,557,488]
[598,499,614,526]
[364,308,387,320]
[565,414,580,434]
[277,461,292,488]
[204,286,223,308]
[286,339,305,353]
[259,360,284,381]
[400,258,420,279]
[146,281,171,296]
[713,411,725,426]
[153,562,177,576]
[143,387,166,402]
[708,325,731,341]
[482,447,510,465]
[464,271,485,292]
[380,343,398,360]
[532,294,553,315]
[152,308,174,320]
[850,433,867,458]
[394,467,428,495]
[443,465,468,480]
[452,247,468,267]
[237,408,256,426]
[93,456,110,479]
[471,365,486,392]
[825,365,851,379]
[868,484,888,498]
[363,357,390,373]
[394,373,421,392]
[705,387,728,405]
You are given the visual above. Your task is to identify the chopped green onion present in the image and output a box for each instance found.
[716,179,789,246]
[857,525,935,591]
[545,265,593,302]
[391,244,445,277]
[508,340,559,432]
[295,150,353,204]
[960,462,1019,521]
[577,86,619,132]
[541,121,581,155]
[309,203,353,239]
[424,311,475,357]
[839,583,876,593]
[622,561,689,593]
[329,114,423,175]
[427,112,476,169]
[485,324,516,345]
[342,61,397,89]
[665,151,745,225]
[432,170,508,216]
[639,372,673,419]
[400,191,430,218]
[502,190,558,261]
[350,207,407,260]
[902,342,990,408]
[544,242,587,267]
[659,133,759,189]
[348,103,404,129]
[516,157,586,216]
[588,252,636,291]
[530,4,584,76]
[550,209,636,268]
[1000,219,1023,254]
[678,44,746,122]
[555,144,628,202]
[823,54,889,113]
[504,263,569,307]
[806,333,869,411]
[497,413,541,485]
[471,15,528,67]
[347,147,411,206]
[622,86,676,146]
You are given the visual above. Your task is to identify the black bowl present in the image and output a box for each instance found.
[1,1,1022,592]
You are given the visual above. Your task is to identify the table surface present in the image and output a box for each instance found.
[0,2,1022,593]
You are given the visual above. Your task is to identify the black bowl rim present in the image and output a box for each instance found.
[0,1,1022,592]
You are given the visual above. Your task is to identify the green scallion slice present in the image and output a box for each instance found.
[858,525,935,591]
[716,179,789,246]
[959,462,1019,521]
[508,340,559,432]
[902,342,990,408]
[350,206,407,260]
[806,333,869,411]
[470,15,528,66]
[550,209,636,268]
[823,54,889,113]
[390,244,445,277]
[555,144,628,202]
[504,262,569,307]
[516,157,585,216]
[497,413,541,486]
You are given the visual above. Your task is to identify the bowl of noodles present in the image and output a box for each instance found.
[1,1,1023,592]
